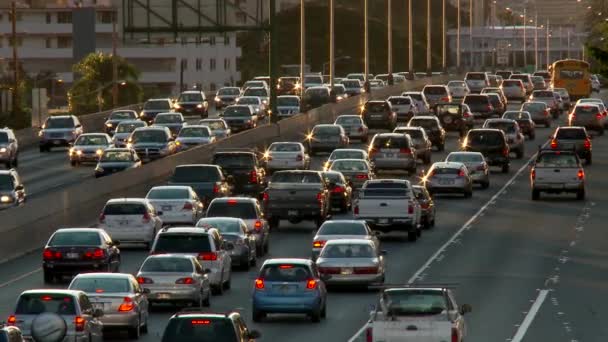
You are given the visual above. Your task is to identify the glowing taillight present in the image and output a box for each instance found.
[597,113,603,120]
[354,205,359,215]
[306,279,317,289]
[182,202,194,210]
[118,297,135,312]
[400,148,411,154]
[458,169,465,177]
[332,186,345,193]
[366,327,373,342]
[550,139,558,149]
[584,139,591,150]
[7,315,16,325]
[176,277,195,285]
[356,174,369,179]
[531,168,536,180]
[577,169,585,180]
[74,316,85,332]
[451,327,459,342]
[254,278,265,289]
[316,192,324,205]
[43,248,62,260]
[313,240,326,248]
[212,183,220,194]
[254,220,263,231]
[137,277,153,284]
[408,202,414,214]
[263,192,269,203]
[84,248,105,259]
[503,147,509,156]
[249,170,258,184]
[199,252,218,261]
[142,212,151,224]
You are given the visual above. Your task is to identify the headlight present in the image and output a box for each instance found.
[106,123,113,128]
[96,149,103,156]
[95,166,104,173]
[0,147,6,153]
[0,195,13,203]
[174,104,181,110]
[75,150,83,156]
[175,141,182,146]
[38,131,44,137]
[262,100,268,104]
[197,104,203,108]
[214,97,221,102]
[126,143,133,149]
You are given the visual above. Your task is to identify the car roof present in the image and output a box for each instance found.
[331,158,368,164]
[332,148,366,153]
[21,289,84,296]
[314,124,340,128]
[410,115,438,120]
[432,161,465,168]
[374,132,409,138]
[448,151,483,156]
[149,185,193,191]
[337,114,362,118]
[324,238,373,246]
[158,227,211,234]
[181,90,203,94]
[485,119,515,124]
[144,253,197,260]
[147,98,172,102]
[106,198,148,204]
[73,272,135,280]
[54,228,104,234]
[176,164,220,169]
[278,95,300,99]
[117,120,144,125]
[198,217,245,224]
[48,115,75,119]
[263,258,313,266]
[469,128,503,133]
[0,169,16,176]
[210,197,257,203]
[365,179,408,184]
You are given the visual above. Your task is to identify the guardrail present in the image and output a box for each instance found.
[14,103,144,150]
[0,75,452,264]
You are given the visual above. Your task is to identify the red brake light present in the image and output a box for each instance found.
[249,170,258,184]
[306,279,317,289]
[227,199,238,205]
[191,320,211,325]
[254,278,265,289]
[584,139,591,150]
[531,168,536,180]
[296,154,303,161]
[366,327,373,342]
[408,202,414,214]
[355,174,369,179]
[176,277,195,285]
[577,169,585,180]
[279,265,293,269]
[254,220,263,231]
[463,111,471,118]
[263,192,269,203]
[358,127,364,132]
[441,96,450,102]
[118,297,134,312]
[43,248,62,260]
[316,192,324,205]
[137,277,153,284]
[99,213,105,224]
[354,205,359,215]
[142,212,151,224]
[84,248,105,259]
[596,113,603,120]
[332,185,345,193]
[199,252,218,261]
[75,316,85,332]
[7,315,16,325]
[451,327,459,342]
[41,295,53,301]
[503,147,509,156]
[458,169,465,177]
[182,202,193,210]
[400,148,411,154]
[550,139,558,149]
[212,183,219,194]
[313,240,326,248]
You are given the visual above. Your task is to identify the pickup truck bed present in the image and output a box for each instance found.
[531,150,585,200]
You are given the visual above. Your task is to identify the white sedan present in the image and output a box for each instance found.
[264,142,310,172]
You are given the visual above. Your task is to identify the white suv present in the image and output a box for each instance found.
[145,186,205,225]
[99,198,163,249]
[149,227,232,295]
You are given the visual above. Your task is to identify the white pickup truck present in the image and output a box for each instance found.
[530,149,586,200]
[367,287,471,342]
[353,179,421,242]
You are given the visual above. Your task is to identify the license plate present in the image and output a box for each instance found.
[66,253,79,259]
[385,153,394,158]
[119,220,129,226]
[341,268,353,275]
[53,140,62,145]
[288,210,298,216]
[440,179,455,185]
[162,205,172,211]
[371,115,382,118]
[444,116,453,123]
[378,218,389,224]
[551,184,564,189]
[157,293,170,299]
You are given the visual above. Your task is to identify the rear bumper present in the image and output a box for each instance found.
[252,294,321,313]
[43,262,109,274]
[372,158,416,170]
[533,182,584,192]
[100,312,140,328]
[267,160,307,170]
[484,155,509,166]
[266,207,324,220]
[427,186,468,194]
[324,273,383,286]
[146,287,200,302]
[356,217,416,231]
[101,226,155,243]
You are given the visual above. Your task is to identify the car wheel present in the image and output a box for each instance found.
[587,155,592,165]
[311,307,322,323]
[241,255,251,271]
[502,164,510,173]
[223,274,231,290]
[141,316,148,334]
[481,181,490,189]
[252,307,265,322]
[438,143,445,152]
[577,188,586,201]
[425,154,432,165]
[269,217,279,230]
[202,290,211,307]
[212,275,224,295]
[70,160,78,167]
[263,239,270,255]
[516,149,524,159]
[416,227,422,237]
[407,231,418,242]
[127,319,141,339]
[43,270,54,284]
[408,166,417,175]
[532,189,540,201]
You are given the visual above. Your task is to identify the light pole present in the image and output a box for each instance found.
[523,8,527,67]
[442,0,446,72]
[329,0,335,92]
[546,19,550,68]
[408,0,413,78]
[534,12,538,70]
[426,0,432,75]
[364,0,370,91]
[469,0,473,68]
[567,29,571,59]
[300,0,305,98]
[457,0,461,70]
[388,0,393,85]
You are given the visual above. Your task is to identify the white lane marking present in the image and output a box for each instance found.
[0,268,41,289]
[348,142,548,342]
[511,290,549,342]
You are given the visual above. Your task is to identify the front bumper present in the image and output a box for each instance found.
[40,137,75,147]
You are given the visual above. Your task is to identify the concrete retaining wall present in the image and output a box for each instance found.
[0,76,450,263]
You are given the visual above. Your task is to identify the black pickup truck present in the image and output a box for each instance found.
[262,170,330,230]
[212,150,267,197]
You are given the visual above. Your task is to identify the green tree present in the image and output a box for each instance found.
[68,52,143,114]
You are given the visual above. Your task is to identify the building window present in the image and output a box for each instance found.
[46,13,51,23]
[45,38,52,48]
[181,59,188,70]
[57,37,72,48]
[236,12,247,24]
[8,37,22,47]
[196,58,202,71]
[57,12,72,24]
[235,57,241,72]
[224,35,230,45]
[97,11,114,24]
[210,58,216,71]
[209,36,216,46]
[224,58,230,71]
[210,83,217,91]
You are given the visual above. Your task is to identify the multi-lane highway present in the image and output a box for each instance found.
[2,89,607,341]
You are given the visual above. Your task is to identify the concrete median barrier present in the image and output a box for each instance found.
[0,76,453,263]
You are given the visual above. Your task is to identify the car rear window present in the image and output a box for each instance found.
[45,117,75,129]
[394,128,423,139]
[466,73,486,80]
[330,150,365,160]
[15,294,76,315]
[116,122,145,133]
[70,278,130,293]
[318,222,367,235]
[467,131,504,145]
[404,93,422,101]
[361,187,408,197]
[342,80,361,87]
[321,243,374,258]
[197,219,242,234]
[534,91,554,97]
[383,289,446,316]
[206,202,257,219]
[161,317,238,342]
[277,97,299,106]
[432,167,460,175]
[259,264,312,282]
[313,126,341,135]
[574,106,600,115]
[147,188,190,200]
[223,106,251,117]
[556,129,587,139]
[49,232,101,246]
[110,111,137,120]
[536,153,578,167]
[103,203,147,215]
[502,80,521,87]
[511,75,529,82]
[0,174,13,191]
[464,95,489,104]
[140,257,194,272]
[408,118,438,129]
[200,120,225,130]
[0,132,8,143]
[521,103,546,112]
[330,160,368,172]
[503,112,530,120]
[131,129,167,143]
[486,122,516,133]
[270,172,322,183]
[388,98,411,105]
[154,234,211,254]
[372,135,410,149]
[269,143,301,152]
[423,86,447,95]
[171,166,221,183]
[322,172,345,184]
[365,102,389,113]
[446,153,483,163]
[336,116,362,125]
[213,154,255,168]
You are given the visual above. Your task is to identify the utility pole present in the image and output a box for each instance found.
[457,0,461,70]
[567,29,571,59]
[534,12,538,70]
[523,7,527,67]
[299,0,305,100]
[329,0,336,95]
[269,0,278,122]
[11,1,18,115]
[364,0,370,92]
[469,0,473,68]
[546,19,550,68]
[426,0,432,75]
[408,0,413,78]
[442,0,446,72]
[112,15,118,108]
[387,0,393,85]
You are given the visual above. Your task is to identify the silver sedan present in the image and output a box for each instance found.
[312,220,380,260]
[328,159,375,190]
[175,125,216,150]
[423,161,474,197]
[445,152,490,189]
[136,254,211,308]
[316,239,386,287]
[68,273,149,339]
[335,115,369,142]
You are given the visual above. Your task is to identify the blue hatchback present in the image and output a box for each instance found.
[251,258,328,323]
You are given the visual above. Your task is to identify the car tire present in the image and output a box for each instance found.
[577,189,586,201]
[502,164,510,173]
[241,255,251,271]
[128,319,141,340]
[269,217,279,230]
[516,148,524,159]
[311,307,322,323]
[532,189,540,201]
[408,166,417,175]
[315,216,325,229]
[464,190,473,198]
[252,307,265,322]
[424,154,432,165]
[407,231,417,242]
[481,181,490,189]
[212,275,224,295]
[141,317,148,334]
[587,155,592,165]
[202,290,211,307]
[43,270,54,284]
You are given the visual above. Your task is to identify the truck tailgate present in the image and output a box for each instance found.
[266,183,322,209]
[357,198,409,217]
[535,167,580,183]
[372,320,453,342]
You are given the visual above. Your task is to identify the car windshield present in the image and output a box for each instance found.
[534,91,554,98]
[131,130,167,143]
[330,160,368,172]
[243,89,267,97]
[239,98,262,105]
[466,73,485,80]
[218,88,240,96]
[197,219,241,234]
[322,172,345,184]
[154,235,211,254]
[0,174,14,191]
[467,132,504,145]
[330,150,364,160]
[304,89,329,99]
[502,80,521,87]
[321,244,374,258]
[464,96,488,104]
[147,188,190,200]
[223,107,251,117]
[342,80,360,88]
[179,127,209,138]
[449,81,465,87]
[372,136,409,148]
[365,102,388,113]
[15,294,76,315]
[103,203,147,215]
[155,115,182,124]
[260,264,312,282]
[144,100,171,110]
[313,126,340,136]
[278,97,299,106]
[447,153,483,163]
[388,97,412,106]
[536,153,578,167]
[49,231,101,246]
[556,129,587,139]
[271,172,321,183]
[503,112,530,120]
[70,277,130,293]
[110,111,137,120]
[304,76,323,84]
[404,93,422,101]
[45,117,74,129]
[179,93,203,102]
[319,222,367,235]
[171,167,220,183]
[269,143,301,152]
[395,129,423,139]
[101,151,133,162]
[423,87,446,95]
[75,135,108,146]
[486,122,516,133]
[213,154,254,168]
[141,257,193,272]
[161,318,238,342]
[116,122,144,133]
[0,132,8,143]
[200,120,225,130]
[383,290,447,316]
[207,202,257,219]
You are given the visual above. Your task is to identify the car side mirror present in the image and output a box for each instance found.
[142,288,151,294]
[15,184,24,191]
[460,304,472,315]
[112,240,121,246]
[380,250,388,255]
[204,268,212,274]
[248,330,262,339]
[93,308,104,318]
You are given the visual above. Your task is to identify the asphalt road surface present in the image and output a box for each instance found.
[1,91,607,342]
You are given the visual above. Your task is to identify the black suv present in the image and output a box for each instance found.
[139,98,173,125]
[212,150,267,197]
[161,310,261,342]
[175,90,209,118]
[462,128,510,173]
[168,164,233,204]
[407,116,446,151]
[361,100,397,130]
[433,103,474,137]
[463,94,494,119]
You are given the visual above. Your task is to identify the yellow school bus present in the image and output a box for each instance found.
[549,59,591,100]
